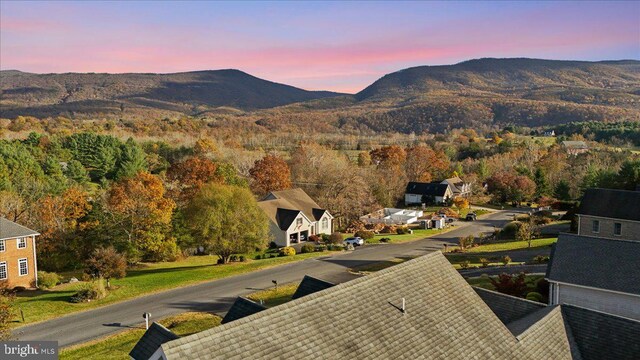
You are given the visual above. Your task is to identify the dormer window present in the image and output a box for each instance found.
[296,218,303,227]
[322,218,328,231]
[17,237,27,249]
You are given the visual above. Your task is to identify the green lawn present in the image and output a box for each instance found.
[247,283,298,307]
[60,312,220,360]
[464,238,557,253]
[13,251,330,327]
[367,228,447,243]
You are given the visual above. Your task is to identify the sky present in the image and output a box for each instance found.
[1,1,639,93]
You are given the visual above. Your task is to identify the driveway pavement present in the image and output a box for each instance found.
[14,210,513,347]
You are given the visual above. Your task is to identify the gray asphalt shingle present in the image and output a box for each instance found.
[546,233,640,295]
[0,217,39,240]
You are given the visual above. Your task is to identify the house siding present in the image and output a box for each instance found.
[577,215,640,242]
[552,282,640,321]
[317,213,332,235]
[285,214,312,246]
[0,236,38,288]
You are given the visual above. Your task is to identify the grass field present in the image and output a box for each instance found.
[60,312,220,360]
[247,283,298,307]
[367,228,446,243]
[463,238,557,253]
[13,251,331,327]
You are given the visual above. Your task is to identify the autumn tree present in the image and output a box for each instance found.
[106,172,176,261]
[84,246,127,288]
[193,138,219,157]
[0,286,14,340]
[185,183,269,264]
[487,171,537,204]
[167,157,220,203]
[35,187,92,270]
[369,145,406,169]
[357,152,371,167]
[404,145,450,182]
[249,154,292,195]
[516,220,538,248]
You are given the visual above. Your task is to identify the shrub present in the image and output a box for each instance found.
[254,254,262,260]
[480,258,490,268]
[501,255,512,266]
[239,255,246,262]
[230,255,238,262]
[345,244,355,251]
[490,273,527,297]
[327,244,343,251]
[301,243,315,254]
[321,234,331,243]
[533,216,553,225]
[514,214,530,221]
[501,221,522,238]
[354,230,374,240]
[379,237,391,243]
[396,226,409,235]
[69,280,107,303]
[37,271,61,289]
[315,245,327,252]
[279,247,296,257]
[536,278,550,298]
[380,225,397,234]
[84,246,127,288]
[327,232,344,245]
[269,241,278,249]
[460,260,471,269]
[525,292,544,303]
[458,235,475,250]
[345,220,367,233]
[217,258,225,264]
[309,234,321,243]
[533,255,550,264]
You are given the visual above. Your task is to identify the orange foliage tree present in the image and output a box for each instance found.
[35,187,92,270]
[166,156,220,203]
[249,154,292,195]
[106,172,176,261]
[405,145,450,182]
[369,145,406,169]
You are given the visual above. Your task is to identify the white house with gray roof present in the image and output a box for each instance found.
[257,188,333,247]
[546,233,640,321]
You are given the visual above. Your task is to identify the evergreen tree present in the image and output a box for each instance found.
[554,180,572,201]
[116,139,147,179]
[533,168,550,198]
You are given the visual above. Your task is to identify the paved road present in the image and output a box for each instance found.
[14,210,513,347]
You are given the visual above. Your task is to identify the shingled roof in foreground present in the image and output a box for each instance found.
[159,252,575,360]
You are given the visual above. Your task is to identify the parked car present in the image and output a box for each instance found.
[446,217,455,224]
[465,213,477,221]
[344,237,365,246]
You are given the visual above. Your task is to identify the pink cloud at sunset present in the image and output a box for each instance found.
[1,1,638,93]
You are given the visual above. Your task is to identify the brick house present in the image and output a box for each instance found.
[0,218,40,289]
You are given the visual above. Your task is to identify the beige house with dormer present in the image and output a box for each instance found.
[258,189,333,247]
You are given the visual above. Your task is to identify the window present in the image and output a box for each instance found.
[18,258,28,276]
[614,223,622,236]
[591,220,599,233]
[0,239,4,252]
[296,218,303,227]
[17,237,27,249]
[0,262,6,280]
[322,218,329,231]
